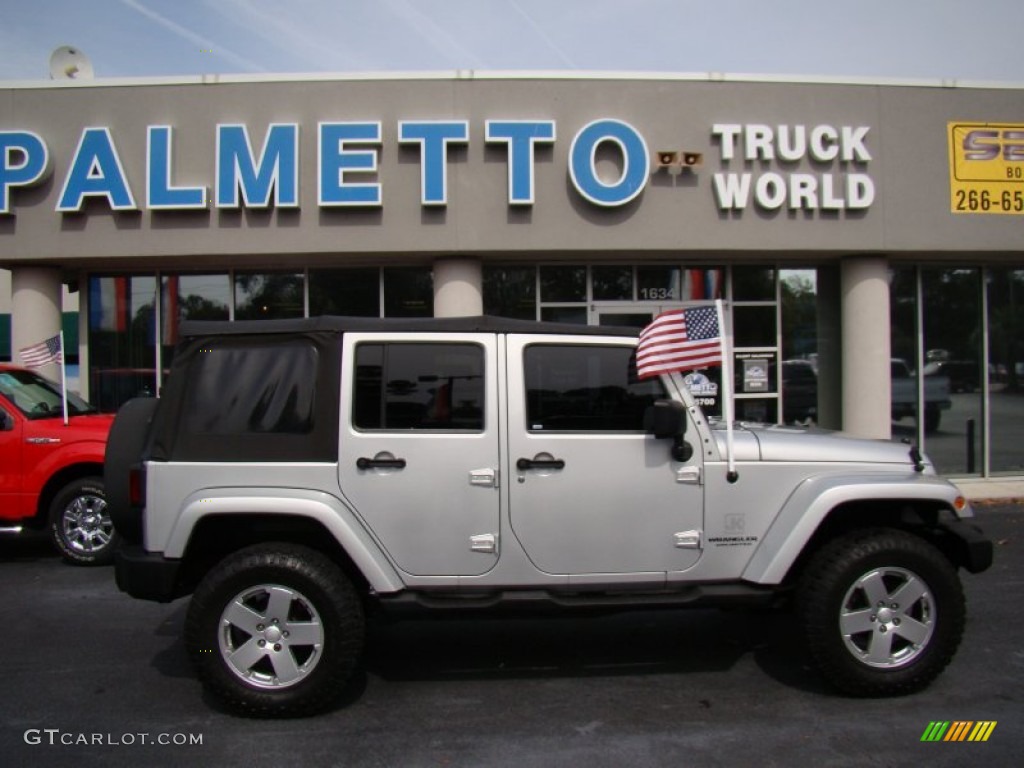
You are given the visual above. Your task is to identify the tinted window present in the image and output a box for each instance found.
[0,369,97,419]
[524,345,665,431]
[184,343,318,434]
[354,343,484,431]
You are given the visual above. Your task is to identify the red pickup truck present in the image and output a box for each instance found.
[0,364,118,565]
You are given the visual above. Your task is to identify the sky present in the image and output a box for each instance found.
[0,0,1022,83]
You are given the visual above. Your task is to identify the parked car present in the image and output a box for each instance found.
[107,317,991,716]
[0,364,118,564]
[922,360,980,393]
[780,359,818,423]
[892,359,952,433]
[779,358,951,432]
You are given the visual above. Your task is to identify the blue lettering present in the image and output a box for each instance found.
[319,122,382,206]
[216,123,298,208]
[398,121,469,206]
[147,126,206,209]
[57,128,136,212]
[0,131,48,214]
[569,119,649,207]
[485,120,556,205]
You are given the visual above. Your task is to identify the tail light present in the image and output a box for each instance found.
[129,466,144,507]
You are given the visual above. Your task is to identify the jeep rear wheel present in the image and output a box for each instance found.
[185,544,364,717]
[797,528,965,696]
[49,477,119,566]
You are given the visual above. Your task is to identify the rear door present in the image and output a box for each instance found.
[338,333,500,577]
[0,398,25,517]
[506,335,705,577]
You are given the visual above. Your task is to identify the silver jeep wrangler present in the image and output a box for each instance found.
[107,316,992,717]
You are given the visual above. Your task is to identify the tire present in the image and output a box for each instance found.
[49,477,119,566]
[797,528,965,697]
[185,543,365,717]
[104,396,159,544]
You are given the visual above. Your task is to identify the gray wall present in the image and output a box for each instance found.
[1,74,1022,269]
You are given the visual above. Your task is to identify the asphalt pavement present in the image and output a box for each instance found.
[1,505,1021,768]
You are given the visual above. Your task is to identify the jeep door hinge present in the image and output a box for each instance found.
[469,468,499,488]
[470,533,498,553]
[675,466,701,485]
[674,530,702,550]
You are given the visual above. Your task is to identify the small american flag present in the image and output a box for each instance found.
[636,306,722,379]
[19,334,63,369]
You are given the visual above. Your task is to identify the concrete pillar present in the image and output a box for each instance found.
[433,258,483,317]
[841,256,891,439]
[815,265,842,430]
[11,267,62,378]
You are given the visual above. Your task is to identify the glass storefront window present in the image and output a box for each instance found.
[591,266,633,301]
[309,268,380,317]
[733,305,776,348]
[889,266,919,444]
[779,269,819,425]
[160,273,230,373]
[637,266,679,301]
[383,267,432,317]
[634,266,724,302]
[541,306,587,324]
[87,275,157,412]
[889,267,918,366]
[540,266,586,302]
[234,272,304,320]
[735,397,778,424]
[681,267,724,301]
[780,270,817,360]
[732,266,775,301]
[988,268,1024,472]
[483,266,537,319]
[921,268,982,474]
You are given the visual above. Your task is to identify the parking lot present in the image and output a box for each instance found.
[2,505,1021,768]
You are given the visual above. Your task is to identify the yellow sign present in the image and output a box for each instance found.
[948,122,1024,214]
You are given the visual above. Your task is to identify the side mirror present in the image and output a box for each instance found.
[0,409,13,431]
[644,400,693,463]
[644,399,687,439]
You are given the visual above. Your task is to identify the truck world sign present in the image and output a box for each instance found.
[0,119,874,215]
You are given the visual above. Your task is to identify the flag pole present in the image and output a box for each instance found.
[59,330,68,426]
[715,299,737,482]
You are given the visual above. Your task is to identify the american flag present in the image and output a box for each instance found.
[636,306,722,379]
[19,334,63,368]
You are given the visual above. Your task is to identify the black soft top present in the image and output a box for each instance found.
[179,315,640,339]
[153,314,639,464]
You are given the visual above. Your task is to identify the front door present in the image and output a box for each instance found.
[505,334,705,577]
[589,304,680,329]
[0,402,24,516]
[338,333,501,577]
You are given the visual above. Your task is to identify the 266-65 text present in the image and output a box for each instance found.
[954,189,1024,213]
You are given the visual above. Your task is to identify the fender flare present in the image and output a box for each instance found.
[166,487,405,594]
[741,472,968,585]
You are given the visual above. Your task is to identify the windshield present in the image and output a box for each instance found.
[0,370,98,419]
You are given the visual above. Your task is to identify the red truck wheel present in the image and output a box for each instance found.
[49,477,120,566]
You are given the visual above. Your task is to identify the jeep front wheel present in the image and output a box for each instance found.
[797,528,965,696]
[49,477,119,566]
[185,543,365,717]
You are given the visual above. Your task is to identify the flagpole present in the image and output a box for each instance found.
[59,330,68,426]
[715,299,738,482]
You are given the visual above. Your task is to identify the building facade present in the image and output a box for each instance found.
[2,72,1022,476]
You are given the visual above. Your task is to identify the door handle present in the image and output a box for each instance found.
[357,457,407,470]
[516,457,565,471]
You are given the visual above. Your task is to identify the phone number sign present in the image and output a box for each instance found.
[948,122,1024,214]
